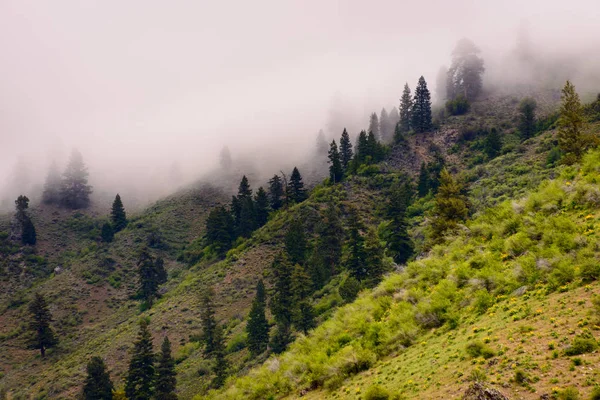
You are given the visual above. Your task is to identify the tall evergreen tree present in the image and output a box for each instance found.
[268,175,284,211]
[200,287,217,356]
[205,206,235,256]
[101,222,114,243]
[125,320,155,400]
[315,129,329,158]
[328,140,343,184]
[387,181,414,264]
[21,216,37,246]
[156,337,177,400]
[310,202,343,288]
[14,195,36,245]
[285,219,307,266]
[287,167,307,204]
[387,107,400,142]
[291,264,315,334]
[355,130,369,164]
[446,38,485,101]
[83,356,114,400]
[399,83,413,134]
[484,128,502,159]
[345,211,367,281]
[363,228,386,285]
[254,187,270,227]
[412,76,432,133]
[42,161,62,205]
[211,324,228,388]
[246,280,270,355]
[417,162,429,197]
[369,112,380,141]
[27,293,58,357]
[111,194,127,232]
[137,249,167,307]
[431,168,469,241]
[60,149,93,209]
[518,97,537,141]
[339,128,354,172]
[270,254,293,328]
[366,131,383,162]
[558,80,585,164]
[232,176,256,237]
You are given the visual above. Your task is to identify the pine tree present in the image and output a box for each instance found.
[399,83,413,134]
[14,195,36,245]
[270,322,292,354]
[232,176,256,237]
[426,152,446,194]
[369,112,380,141]
[28,293,58,357]
[254,187,270,227]
[83,356,114,400]
[200,287,217,356]
[387,181,414,264]
[137,249,167,307]
[518,97,537,140]
[291,264,315,334]
[339,128,354,172]
[205,206,235,255]
[270,254,294,351]
[387,107,400,142]
[315,129,329,158]
[417,162,429,197]
[21,217,37,246]
[431,169,469,241]
[268,175,285,211]
[379,108,390,142]
[125,320,155,400]
[328,140,343,184]
[412,76,432,133]
[60,150,93,209]
[156,337,177,400]
[366,130,383,162]
[101,222,114,243]
[484,128,502,159]
[310,202,343,288]
[287,167,307,203]
[285,219,307,266]
[345,211,367,281]
[211,324,228,388]
[42,162,62,205]
[111,194,127,232]
[447,38,485,101]
[355,130,369,165]
[558,81,585,164]
[246,280,270,355]
[363,228,386,285]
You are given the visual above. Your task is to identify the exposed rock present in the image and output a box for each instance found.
[462,382,510,400]
[512,285,528,297]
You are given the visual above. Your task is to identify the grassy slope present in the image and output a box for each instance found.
[200,145,600,399]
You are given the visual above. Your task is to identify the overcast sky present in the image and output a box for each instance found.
[1,0,599,204]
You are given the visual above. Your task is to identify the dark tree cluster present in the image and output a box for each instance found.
[43,150,93,209]
[199,288,229,388]
[417,153,446,197]
[14,195,36,245]
[101,194,129,243]
[27,293,58,358]
[446,38,485,102]
[344,210,387,285]
[396,77,433,136]
[385,180,414,265]
[137,248,167,307]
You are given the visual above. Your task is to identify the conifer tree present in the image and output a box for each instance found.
[101,222,114,243]
[270,322,292,354]
[14,195,36,245]
[484,128,502,159]
[355,130,369,165]
[137,249,167,307]
[232,176,256,237]
[291,264,315,334]
[447,38,485,101]
[156,337,177,400]
[60,150,93,209]
[285,219,307,266]
[339,128,354,172]
[287,167,307,204]
[366,130,383,162]
[380,108,392,142]
[518,97,537,141]
[369,112,380,140]
[246,280,269,355]
[270,254,293,328]
[125,320,155,400]
[431,168,468,241]
[254,187,270,227]
[426,152,446,194]
[387,107,400,142]
[399,83,413,134]
[387,181,414,264]
[363,228,386,285]
[345,211,367,281]
[328,140,343,184]
[315,129,329,158]
[211,324,228,388]
[205,206,235,255]
[28,293,58,357]
[412,76,432,133]
[42,162,62,205]
[268,175,284,211]
[310,202,343,288]
[417,162,429,197]
[558,80,585,164]
[83,356,114,400]
[111,194,127,232]
[200,287,217,356]
[21,217,37,246]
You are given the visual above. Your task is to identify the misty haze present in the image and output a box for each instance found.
[1,0,600,399]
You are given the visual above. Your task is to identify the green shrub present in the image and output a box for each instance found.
[469,367,488,382]
[339,276,361,303]
[564,334,598,356]
[364,385,391,400]
[557,386,580,400]
[446,96,470,115]
[514,369,528,386]
[590,386,600,400]
[226,333,247,353]
[465,341,496,359]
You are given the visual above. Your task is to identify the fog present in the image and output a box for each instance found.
[1,0,599,210]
